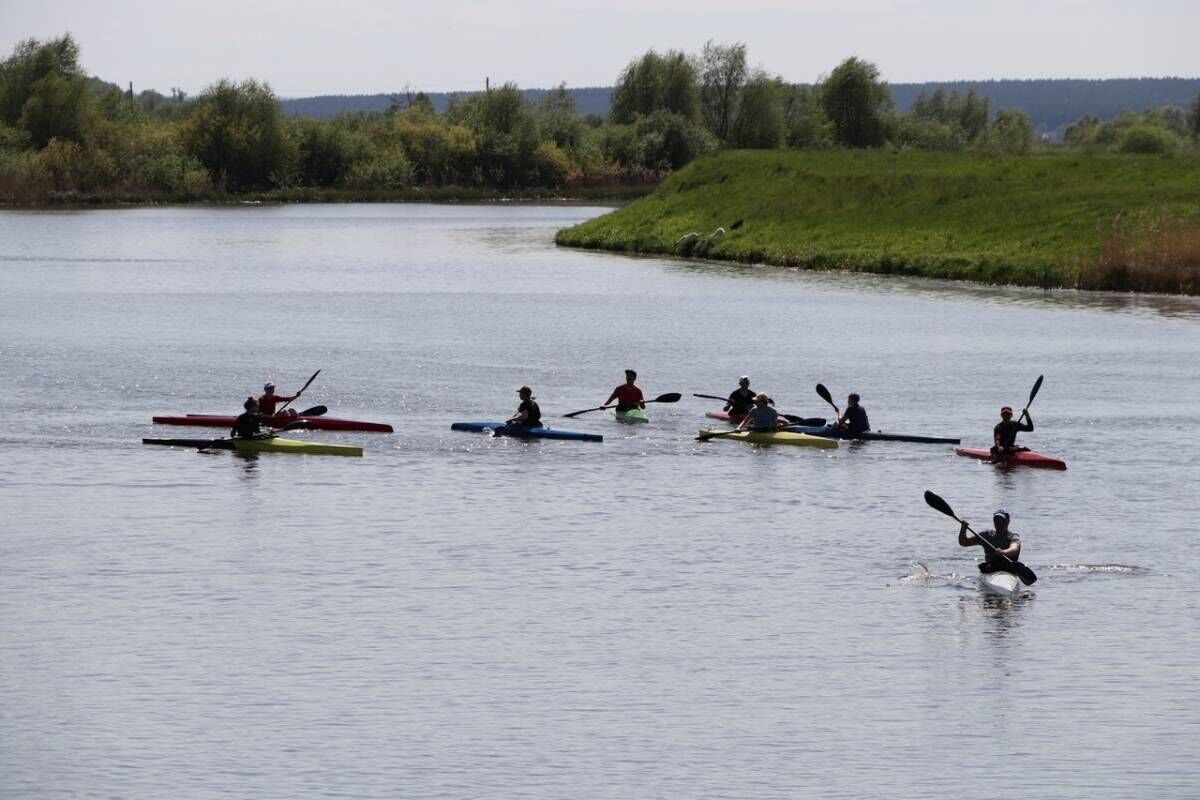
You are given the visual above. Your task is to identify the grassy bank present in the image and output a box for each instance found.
[554,149,1200,294]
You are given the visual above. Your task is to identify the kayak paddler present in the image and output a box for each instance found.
[231,397,263,439]
[835,393,871,434]
[992,405,1033,455]
[604,369,645,413]
[725,376,765,419]
[506,386,542,428]
[258,381,298,418]
[735,394,779,432]
[959,509,1022,576]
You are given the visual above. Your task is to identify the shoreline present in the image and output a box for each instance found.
[0,184,653,210]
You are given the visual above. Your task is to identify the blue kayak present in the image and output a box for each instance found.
[451,421,603,442]
[783,424,961,445]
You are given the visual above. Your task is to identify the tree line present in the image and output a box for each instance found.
[2,34,1199,202]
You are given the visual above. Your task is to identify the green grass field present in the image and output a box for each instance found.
[555,149,1200,294]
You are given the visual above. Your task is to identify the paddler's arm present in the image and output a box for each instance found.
[958,521,978,547]
[1020,410,1034,432]
[604,390,619,406]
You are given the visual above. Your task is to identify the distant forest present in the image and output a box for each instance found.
[4,34,1199,205]
[281,78,1200,138]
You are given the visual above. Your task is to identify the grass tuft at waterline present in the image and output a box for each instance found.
[554,149,1200,295]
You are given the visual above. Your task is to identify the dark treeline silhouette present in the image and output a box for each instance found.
[281,87,614,120]
[281,79,1200,137]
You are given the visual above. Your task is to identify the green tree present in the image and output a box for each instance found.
[0,35,93,148]
[699,41,747,142]
[1190,94,1200,141]
[910,88,988,143]
[632,110,717,170]
[1118,124,1179,154]
[463,83,539,187]
[981,108,1035,154]
[819,57,891,147]
[610,50,699,124]
[1063,115,1101,146]
[730,72,785,148]
[292,116,362,187]
[781,85,834,148]
[538,83,583,150]
[180,78,295,191]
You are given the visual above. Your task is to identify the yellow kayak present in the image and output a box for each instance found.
[697,428,838,449]
[233,436,362,457]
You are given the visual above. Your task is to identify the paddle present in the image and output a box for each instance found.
[923,490,1037,585]
[694,392,776,407]
[815,383,839,417]
[297,405,328,417]
[696,428,740,442]
[562,392,682,418]
[275,369,321,415]
[1023,374,1043,416]
[782,415,827,426]
[198,419,310,453]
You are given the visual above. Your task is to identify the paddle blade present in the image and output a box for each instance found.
[1026,374,1044,409]
[298,405,327,417]
[651,392,682,403]
[1012,561,1038,585]
[923,490,959,521]
[695,429,731,442]
[815,383,836,410]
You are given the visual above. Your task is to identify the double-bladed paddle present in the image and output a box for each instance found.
[923,490,1037,585]
[563,392,681,418]
[297,405,328,417]
[1023,374,1043,416]
[276,369,321,415]
[198,419,310,453]
[693,393,820,425]
[815,383,839,417]
[695,428,740,442]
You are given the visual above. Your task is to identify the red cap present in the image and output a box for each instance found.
[1000,406,1013,414]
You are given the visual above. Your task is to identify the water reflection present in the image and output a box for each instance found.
[657,257,1200,321]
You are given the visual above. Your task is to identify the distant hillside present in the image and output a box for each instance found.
[279,78,1200,137]
[888,78,1200,135]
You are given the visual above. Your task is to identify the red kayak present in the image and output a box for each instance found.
[153,414,393,433]
[955,447,1067,470]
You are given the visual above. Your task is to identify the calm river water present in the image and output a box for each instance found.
[2,205,1198,799]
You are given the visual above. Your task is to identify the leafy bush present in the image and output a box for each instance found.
[533,141,571,186]
[343,146,413,190]
[1117,124,1179,154]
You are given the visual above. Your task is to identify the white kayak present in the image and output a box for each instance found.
[979,570,1022,597]
[615,408,649,424]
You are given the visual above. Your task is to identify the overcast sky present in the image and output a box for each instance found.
[1,0,1195,97]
